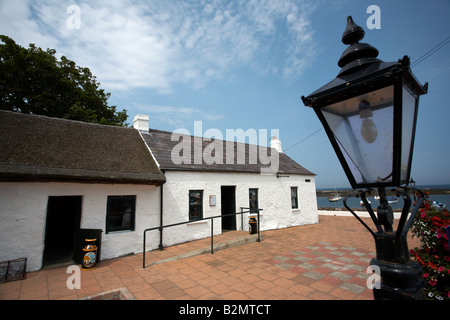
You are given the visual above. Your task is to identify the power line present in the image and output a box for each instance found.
[411,36,450,68]
[284,127,323,152]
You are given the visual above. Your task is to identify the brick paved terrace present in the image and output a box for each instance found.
[0,215,420,300]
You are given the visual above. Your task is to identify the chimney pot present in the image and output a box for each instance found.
[270,136,282,153]
[133,114,149,131]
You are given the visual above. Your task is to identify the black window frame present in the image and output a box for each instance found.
[189,190,203,221]
[106,195,136,234]
[291,187,299,209]
[249,188,259,214]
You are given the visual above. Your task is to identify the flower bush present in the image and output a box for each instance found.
[410,198,450,300]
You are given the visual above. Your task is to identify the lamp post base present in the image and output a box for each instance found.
[370,258,425,300]
[343,187,427,300]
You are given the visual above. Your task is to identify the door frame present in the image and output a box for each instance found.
[221,186,236,231]
[43,196,82,267]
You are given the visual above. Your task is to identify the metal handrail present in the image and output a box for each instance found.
[143,207,262,268]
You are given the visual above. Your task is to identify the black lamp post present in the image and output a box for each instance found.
[302,16,428,300]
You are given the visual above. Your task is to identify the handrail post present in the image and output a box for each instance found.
[143,230,146,268]
[211,218,214,254]
[240,207,244,231]
[257,209,261,242]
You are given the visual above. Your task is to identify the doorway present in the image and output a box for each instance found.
[221,186,236,232]
[43,196,82,267]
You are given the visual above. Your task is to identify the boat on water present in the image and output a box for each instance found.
[431,200,446,209]
[328,195,342,202]
[360,199,372,206]
[387,196,399,204]
[373,195,399,204]
[328,188,342,202]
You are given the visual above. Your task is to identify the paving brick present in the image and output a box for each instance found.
[310,280,334,293]
[321,275,343,287]
[308,290,336,300]
[184,285,212,299]
[253,279,277,291]
[289,266,308,274]
[303,270,326,281]
[330,286,357,300]
[210,282,233,295]
[339,281,366,294]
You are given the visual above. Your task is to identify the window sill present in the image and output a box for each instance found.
[247,212,264,217]
[187,220,208,226]
[291,209,301,213]
[106,229,135,235]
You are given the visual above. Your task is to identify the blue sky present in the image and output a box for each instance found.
[1,0,449,188]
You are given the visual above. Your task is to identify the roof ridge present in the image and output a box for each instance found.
[0,109,132,130]
[147,128,275,150]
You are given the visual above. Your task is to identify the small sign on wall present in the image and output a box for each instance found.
[209,195,216,206]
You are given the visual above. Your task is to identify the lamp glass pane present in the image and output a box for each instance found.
[320,86,395,186]
[400,85,418,184]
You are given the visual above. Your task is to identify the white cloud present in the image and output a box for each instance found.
[0,0,318,93]
[135,104,224,128]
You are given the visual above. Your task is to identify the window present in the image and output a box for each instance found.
[291,187,299,209]
[106,196,136,233]
[249,188,259,213]
[189,190,203,221]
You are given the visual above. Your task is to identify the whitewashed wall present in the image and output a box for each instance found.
[157,171,319,248]
[0,182,160,271]
[0,173,318,271]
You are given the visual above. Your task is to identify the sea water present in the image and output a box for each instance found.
[316,185,450,210]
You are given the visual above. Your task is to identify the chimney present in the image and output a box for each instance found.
[133,114,149,131]
[270,136,282,153]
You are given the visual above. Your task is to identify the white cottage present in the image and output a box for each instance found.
[137,115,319,249]
[0,110,165,271]
[0,110,318,272]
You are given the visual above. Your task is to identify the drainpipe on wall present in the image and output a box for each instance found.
[159,170,165,250]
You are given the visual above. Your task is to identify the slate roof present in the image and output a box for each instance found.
[141,129,315,176]
[0,110,165,185]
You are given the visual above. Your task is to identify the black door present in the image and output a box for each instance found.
[43,196,82,267]
[221,186,236,231]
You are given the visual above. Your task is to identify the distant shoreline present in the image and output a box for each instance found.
[316,188,450,198]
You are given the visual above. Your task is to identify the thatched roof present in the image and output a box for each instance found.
[0,110,165,185]
[141,129,315,176]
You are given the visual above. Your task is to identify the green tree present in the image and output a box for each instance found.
[0,35,128,126]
